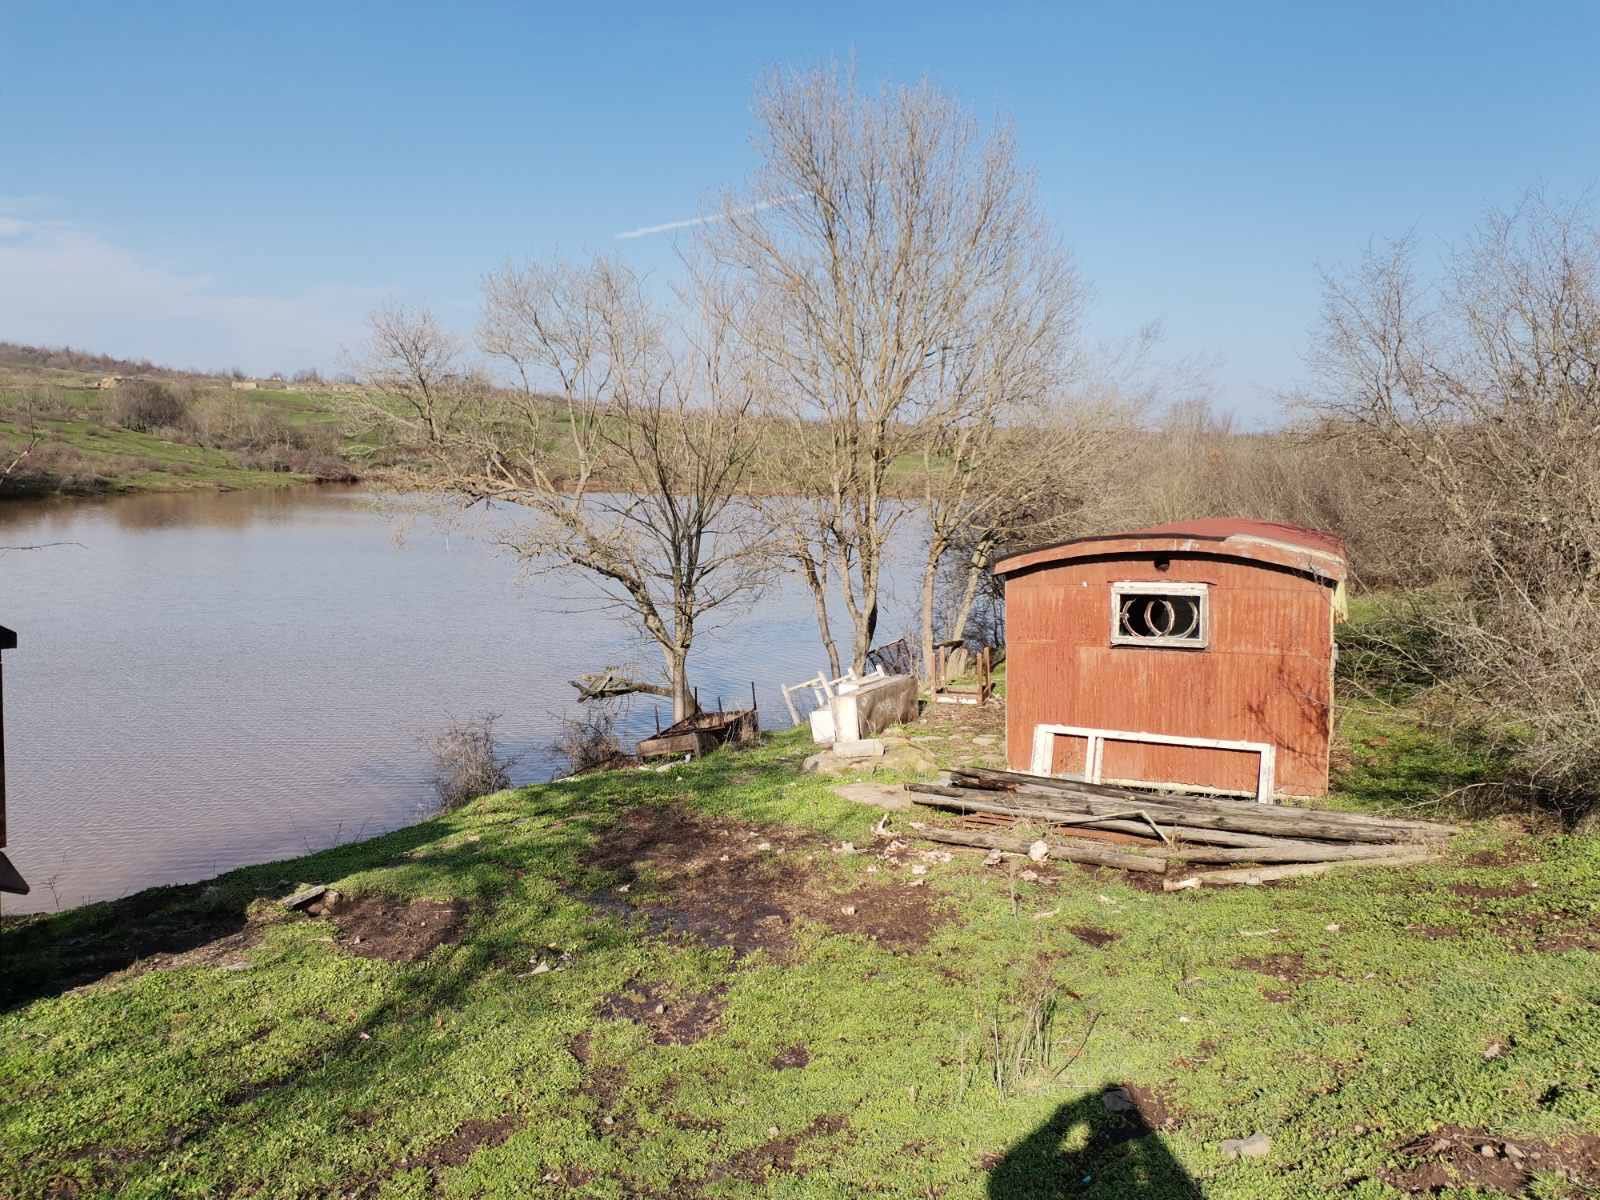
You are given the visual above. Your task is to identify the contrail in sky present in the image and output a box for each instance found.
[614,193,805,240]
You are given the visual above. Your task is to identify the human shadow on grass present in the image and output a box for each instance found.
[988,1085,1203,1199]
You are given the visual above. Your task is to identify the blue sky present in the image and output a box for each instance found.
[2,1,1595,421]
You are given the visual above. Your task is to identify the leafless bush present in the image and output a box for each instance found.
[553,703,625,775]
[0,385,76,422]
[0,440,170,495]
[428,713,515,809]
[1305,194,1600,816]
[111,380,190,432]
[184,394,353,479]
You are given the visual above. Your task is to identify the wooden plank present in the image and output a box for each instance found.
[1162,852,1438,889]
[912,825,1168,873]
[949,769,1455,839]
[906,786,1354,849]
[929,781,1437,845]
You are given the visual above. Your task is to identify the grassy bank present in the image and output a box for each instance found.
[0,348,935,501]
[4,711,1598,1199]
[0,345,367,496]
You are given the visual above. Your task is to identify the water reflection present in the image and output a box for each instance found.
[0,487,916,913]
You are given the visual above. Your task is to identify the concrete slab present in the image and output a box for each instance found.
[832,782,911,811]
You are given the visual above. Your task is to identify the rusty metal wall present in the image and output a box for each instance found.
[1003,553,1337,796]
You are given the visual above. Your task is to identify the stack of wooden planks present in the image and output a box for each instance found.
[904,767,1455,889]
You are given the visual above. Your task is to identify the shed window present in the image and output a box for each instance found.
[1111,582,1208,648]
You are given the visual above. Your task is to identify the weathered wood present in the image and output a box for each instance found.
[1161,851,1438,889]
[281,884,328,910]
[1163,842,1432,865]
[637,708,758,759]
[930,782,1436,846]
[947,770,1452,843]
[911,825,1168,873]
[907,785,1335,849]
[908,786,1442,864]
[951,767,1456,836]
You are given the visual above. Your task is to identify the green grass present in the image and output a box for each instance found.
[0,371,361,496]
[4,729,1598,1198]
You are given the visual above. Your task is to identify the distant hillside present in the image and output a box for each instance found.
[0,341,206,379]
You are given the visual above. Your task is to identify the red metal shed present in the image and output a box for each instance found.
[992,520,1347,801]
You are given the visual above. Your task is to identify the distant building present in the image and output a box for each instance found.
[230,380,259,391]
[95,376,119,390]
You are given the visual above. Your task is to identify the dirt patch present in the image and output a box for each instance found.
[1451,882,1536,900]
[581,806,808,956]
[1478,909,1595,953]
[1465,846,1537,868]
[343,1113,525,1197]
[1406,923,1461,940]
[771,1043,811,1070]
[1383,1125,1600,1194]
[599,980,727,1045]
[30,1144,144,1199]
[332,895,469,963]
[398,1115,524,1172]
[580,804,946,957]
[1233,952,1319,984]
[1068,925,1119,949]
[812,883,946,951]
[572,1053,643,1144]
[669,1112,724,1133]
[1072,863,1169,895]
[1120,1084,1182,1134]
[703,1113,849,1184]
[1534,925,1600,953]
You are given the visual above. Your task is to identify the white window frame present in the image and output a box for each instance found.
[1110,581,1209,649]
[1030,723,1277,804]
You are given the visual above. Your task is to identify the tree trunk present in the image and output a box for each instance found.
[796,546,842,678]
[946,538,993,647]
[665,646,695,722]
[847,535,881,672]
[850,604,877,674]
[918,541,941,684]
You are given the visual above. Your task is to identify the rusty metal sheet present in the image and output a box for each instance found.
[1003,552,1337,797]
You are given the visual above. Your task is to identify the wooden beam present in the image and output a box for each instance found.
[948,770,1454,841]
[1161,852,1438,889]
[906,785,1320,848]
[911,825,1168,873]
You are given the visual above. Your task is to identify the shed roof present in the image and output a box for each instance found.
[992,519,1348,583]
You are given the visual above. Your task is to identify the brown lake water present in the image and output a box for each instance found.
[0,487,916,914]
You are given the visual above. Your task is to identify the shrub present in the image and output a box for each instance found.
[554,703,624,775]
[1307,196,1600,819]
[427,713,515,809]
[111,380,190,432]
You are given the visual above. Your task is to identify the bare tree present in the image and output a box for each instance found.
[1304,194,1600,813]
[450,257,770,721]
[354,304,476,447]
[919,398,1135,670]
[707,66,1071,672]
[908,228,1094,674]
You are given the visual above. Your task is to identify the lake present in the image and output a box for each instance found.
[0,487,918,914]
